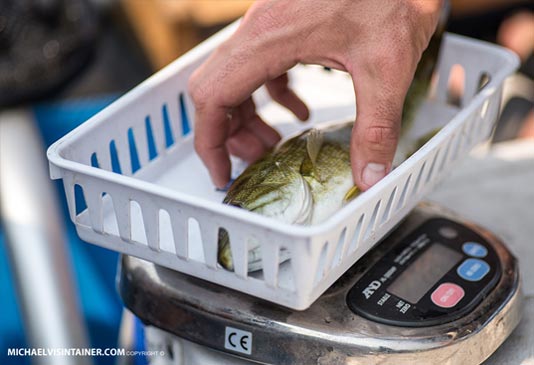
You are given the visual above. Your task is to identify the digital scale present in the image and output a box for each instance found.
[118,203,522,365]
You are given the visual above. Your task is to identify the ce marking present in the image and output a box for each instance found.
[229,332,249,350]
[224,326,253,355]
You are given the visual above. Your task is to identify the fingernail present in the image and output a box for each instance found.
[215,178,235,192]
[362,163,386,187]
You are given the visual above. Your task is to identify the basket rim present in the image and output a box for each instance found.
[47,32,519,239]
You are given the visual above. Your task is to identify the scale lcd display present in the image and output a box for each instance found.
[387,243,463,304]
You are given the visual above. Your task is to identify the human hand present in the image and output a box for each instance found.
[189,0,443,190]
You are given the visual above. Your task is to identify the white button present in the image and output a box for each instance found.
[439,226,458,239]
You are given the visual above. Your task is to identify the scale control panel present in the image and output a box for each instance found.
[347,218,501,327]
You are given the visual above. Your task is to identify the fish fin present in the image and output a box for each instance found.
[306,129,324,165]
[343,186,360,205]
[300,129,324,180]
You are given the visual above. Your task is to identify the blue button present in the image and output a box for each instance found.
[462,242,488,258]
[457,259,490,282]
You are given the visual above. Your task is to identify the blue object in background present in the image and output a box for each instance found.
[0,95,131,365]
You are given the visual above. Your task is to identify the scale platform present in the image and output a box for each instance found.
[118,203,521,365]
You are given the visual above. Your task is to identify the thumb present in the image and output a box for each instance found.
[350,62,412,191]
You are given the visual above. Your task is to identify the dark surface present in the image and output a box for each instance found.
[52,5,152,99]
[0,0,152,107]
[448,2,534,46]
[0,0,97,107]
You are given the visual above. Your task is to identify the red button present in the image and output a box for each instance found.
[431,283,465,308]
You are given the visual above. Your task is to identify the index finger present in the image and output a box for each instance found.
[188,34,297,188]
[192,102,232,189]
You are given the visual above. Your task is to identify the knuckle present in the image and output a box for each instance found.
[188,72,209,107]
[362,124,399,150]
[193,136,207,156]
[193,135,217,162]
[243,2,282,36]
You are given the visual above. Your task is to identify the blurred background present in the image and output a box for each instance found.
[0,1,532,365]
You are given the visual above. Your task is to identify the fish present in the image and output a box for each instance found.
[218,19,446,272]
[218,122,358,271]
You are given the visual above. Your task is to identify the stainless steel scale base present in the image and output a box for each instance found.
[118,203,522,365]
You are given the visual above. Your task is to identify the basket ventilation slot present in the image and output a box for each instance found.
[348,214,365,254]
[396,174,412,212]
[381,186,398,226]
[74,184,87,215]
[145,117,158,161]
[314,242,329,285]
[179,93,191,136]
[411,162,427,198]
[127,128,141,173]
[162,104,175,148]
[447,64,465,107]
[331,227,347,269]
[109,140,122,174]
[364,201,381,241]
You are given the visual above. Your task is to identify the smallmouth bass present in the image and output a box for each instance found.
[218,122,358,271]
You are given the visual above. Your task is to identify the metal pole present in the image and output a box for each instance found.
[0,108,92,365]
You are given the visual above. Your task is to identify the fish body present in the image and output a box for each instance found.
[218,122,357,271]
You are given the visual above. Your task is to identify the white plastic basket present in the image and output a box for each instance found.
[48,22,518,310]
